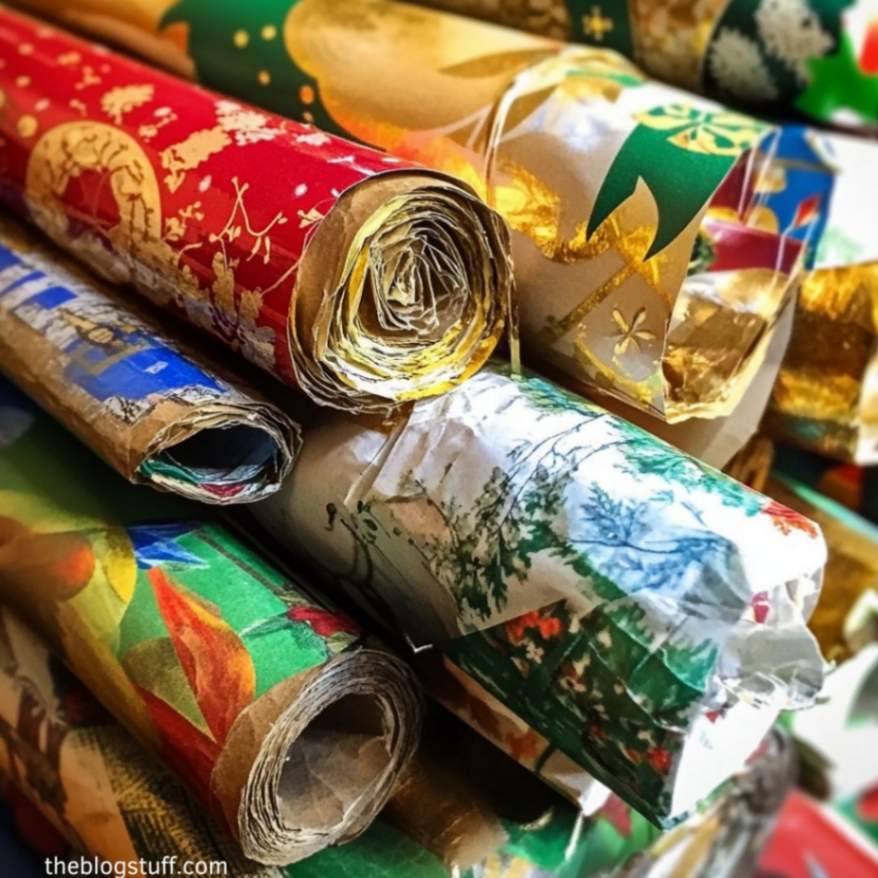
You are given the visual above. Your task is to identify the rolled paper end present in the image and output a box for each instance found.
[236,649,423,865]
[139,405,302,504]
[291,171,513,413]
[0,214,303,506]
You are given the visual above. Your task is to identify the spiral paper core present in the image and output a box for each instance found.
[292,172,512,412]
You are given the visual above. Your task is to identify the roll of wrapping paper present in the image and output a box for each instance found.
[0,214,300,505]
[0,9,512,416]
[783,645,878,858]
[0,601,801,878]
[0,378,423,865]
[766,474,878,663]
[419,0,878,132]
[4,0,804,443]
[252,364,826,826]
[759,128,878,465]
[0,606,668,878]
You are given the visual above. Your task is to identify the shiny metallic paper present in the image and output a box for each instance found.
[6,0,802,450]
[764,129,878,465]
[0,7,512,415]
[423,0,878,131]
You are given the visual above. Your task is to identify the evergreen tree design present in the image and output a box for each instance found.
[160,0,339,133]
[319,374,778,817]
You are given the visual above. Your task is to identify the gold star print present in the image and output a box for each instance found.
[612,306,655,357]
[582,6,614,42]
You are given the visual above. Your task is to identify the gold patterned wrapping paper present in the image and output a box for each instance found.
[764,130,878,464]
[0,377,424,866]
[0,7,513,416]
[5,0,803,462]
[421,1,878,132]
[0,214,301,505]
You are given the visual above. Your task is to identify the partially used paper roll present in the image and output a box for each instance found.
[0,377,422,865]
[0,7,512,414]
[254,365,826,826]
[0,598,792,878]
[0,214,299,504]
[3,0,802,451]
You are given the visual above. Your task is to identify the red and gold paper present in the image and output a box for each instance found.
[0,7,511,413]
[0,1,802,464]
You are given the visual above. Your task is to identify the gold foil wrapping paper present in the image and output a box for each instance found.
[0,215,300,504]
[6,0,800,466]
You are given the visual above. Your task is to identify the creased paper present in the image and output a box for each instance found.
[6,0,802,444]
[762,128,878,464]
[0,605,667,878]
[0,378,422,865]
[254,365,826,825]
[0,213,299,504]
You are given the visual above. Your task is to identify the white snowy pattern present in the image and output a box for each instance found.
[755,0,833,84]
[708,27,780,101]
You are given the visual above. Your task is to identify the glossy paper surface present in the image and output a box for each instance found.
[425,0,878,131]
[255,365,826,825]
[763,128,878,464]
[0,378,422,865]
[0,7,511,413]
[8,0,801,434]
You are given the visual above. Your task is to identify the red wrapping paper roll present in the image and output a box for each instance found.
[0,8,511,413]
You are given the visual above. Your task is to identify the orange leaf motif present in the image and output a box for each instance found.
[148,568,255,744]
[137,685,220,804]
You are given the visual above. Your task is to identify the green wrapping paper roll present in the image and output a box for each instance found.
[253,364,826,825]
[0,214,300,505]
[0,378,422,865]
[5,0,805,470]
